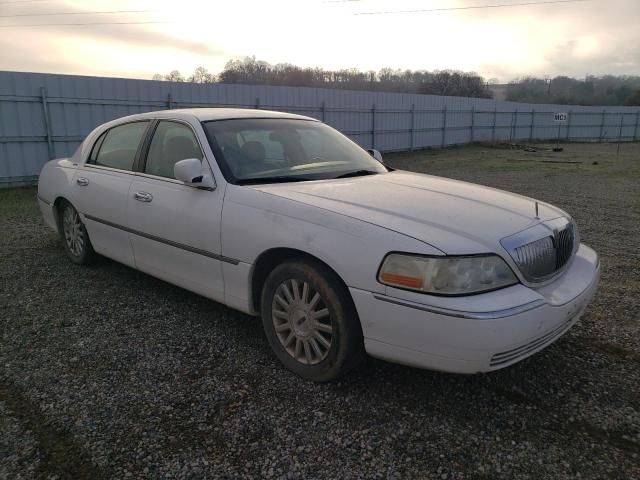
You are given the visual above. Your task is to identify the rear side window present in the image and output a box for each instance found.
[92,121,149,171]
[144,121,203,179]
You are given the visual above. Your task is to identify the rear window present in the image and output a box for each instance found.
[91,121,149,171]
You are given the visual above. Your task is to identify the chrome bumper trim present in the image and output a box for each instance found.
[489,316,575,367]
[372,294,545,320]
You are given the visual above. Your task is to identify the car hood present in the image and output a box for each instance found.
[251,170,566,254]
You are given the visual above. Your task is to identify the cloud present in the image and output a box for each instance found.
[0,0,638,82]
[475,0,640,80]
[0,0,228,76]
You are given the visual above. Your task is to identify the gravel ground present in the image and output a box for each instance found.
[1,142,639,479]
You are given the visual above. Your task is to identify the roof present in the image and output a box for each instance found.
[130,108,318,122]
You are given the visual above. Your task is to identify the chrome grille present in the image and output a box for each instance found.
[513,236,556,279]
[510,223,575,282]
[555,224,574,269]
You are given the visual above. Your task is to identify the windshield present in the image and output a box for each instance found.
[202,118,387,184]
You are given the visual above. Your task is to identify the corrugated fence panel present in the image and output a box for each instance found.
[1,70,640,186]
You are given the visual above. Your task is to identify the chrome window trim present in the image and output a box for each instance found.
[83,163,136,176]
[133,171,185,185]
[372,294,545,320]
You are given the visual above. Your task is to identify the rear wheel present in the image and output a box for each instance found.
[261,259,364,382]
[58,200,95,265]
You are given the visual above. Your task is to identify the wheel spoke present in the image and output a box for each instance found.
[274,321,290,332]
[309,337,324,358]
[291,279,300,300]
[283,331,296,347]
[308,292,321,310]
[301,282,309,304]
[303,340,313,364]
[281,284,294,304]
[313,331,331,349]
[313,308,329,320]
[274,294,289,310]
[273,308,289,319]
[315,322,333,334]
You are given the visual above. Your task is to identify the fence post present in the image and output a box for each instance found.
[470,106,475,143]
[509,109,517,141]
[255,97,260,109]
[441,105,447,147]
[565,110,572,141]
[166,93,172,109]
[371,103,376,149]
[634,110,640,141]
[617,113,625,156]
[321,101,326,122]
[618,113,625,142]
[40,87,54,160]
[410,103,416,151]
[529,109,535,142]
[491,107,497,142]
[599,109,606,142]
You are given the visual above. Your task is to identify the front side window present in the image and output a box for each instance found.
[145,121,203,179]
[92,121,149,171]
[203,119,387,184]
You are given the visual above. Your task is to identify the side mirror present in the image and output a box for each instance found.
[174,158,216,190]
[367,148,383,163]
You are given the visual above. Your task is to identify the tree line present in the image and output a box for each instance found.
[152,57,493,98]
[506,75,640,106]
[153,58,640,105]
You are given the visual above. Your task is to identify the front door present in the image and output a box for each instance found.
[127,120,226,303]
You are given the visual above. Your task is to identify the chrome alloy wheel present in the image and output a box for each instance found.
[271,279,333,365]
[62,206,84,257]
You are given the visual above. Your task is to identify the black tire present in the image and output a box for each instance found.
[261,259,365,382]
[57,200,96,265]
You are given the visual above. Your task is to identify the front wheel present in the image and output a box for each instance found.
[58,200,96,265]
[261,259,364,382]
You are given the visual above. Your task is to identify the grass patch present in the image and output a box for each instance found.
[0,187,38,216]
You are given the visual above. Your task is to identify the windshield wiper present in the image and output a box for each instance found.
[236,176,310,185]
[334,169,380,179]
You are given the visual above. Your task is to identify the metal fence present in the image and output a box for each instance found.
[1,70,640,186]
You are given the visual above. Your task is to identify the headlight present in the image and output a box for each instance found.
[378,253,518,295]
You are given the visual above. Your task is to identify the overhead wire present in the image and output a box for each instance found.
[353,0,593,15]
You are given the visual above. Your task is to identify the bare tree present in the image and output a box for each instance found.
[165,70,184,82]
[189,66,215,83]
[152,58,494,98]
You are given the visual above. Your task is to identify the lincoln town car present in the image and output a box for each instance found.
[37,109,600,381]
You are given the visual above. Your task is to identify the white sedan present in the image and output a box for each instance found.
[37,108,600,381]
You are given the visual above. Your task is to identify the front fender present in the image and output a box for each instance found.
[221,185,443,295]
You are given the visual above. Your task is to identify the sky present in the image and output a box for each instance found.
[0,0,638,83]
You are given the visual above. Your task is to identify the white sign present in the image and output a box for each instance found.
[554,112,568,122]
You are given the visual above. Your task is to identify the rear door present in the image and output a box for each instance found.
[74,120,151,267]
[127,119,226,303]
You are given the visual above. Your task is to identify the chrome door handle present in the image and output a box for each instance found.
[76,177,89,186]
[134,191,153,202]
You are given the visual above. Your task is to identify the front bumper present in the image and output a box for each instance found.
[350,243,600,373]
